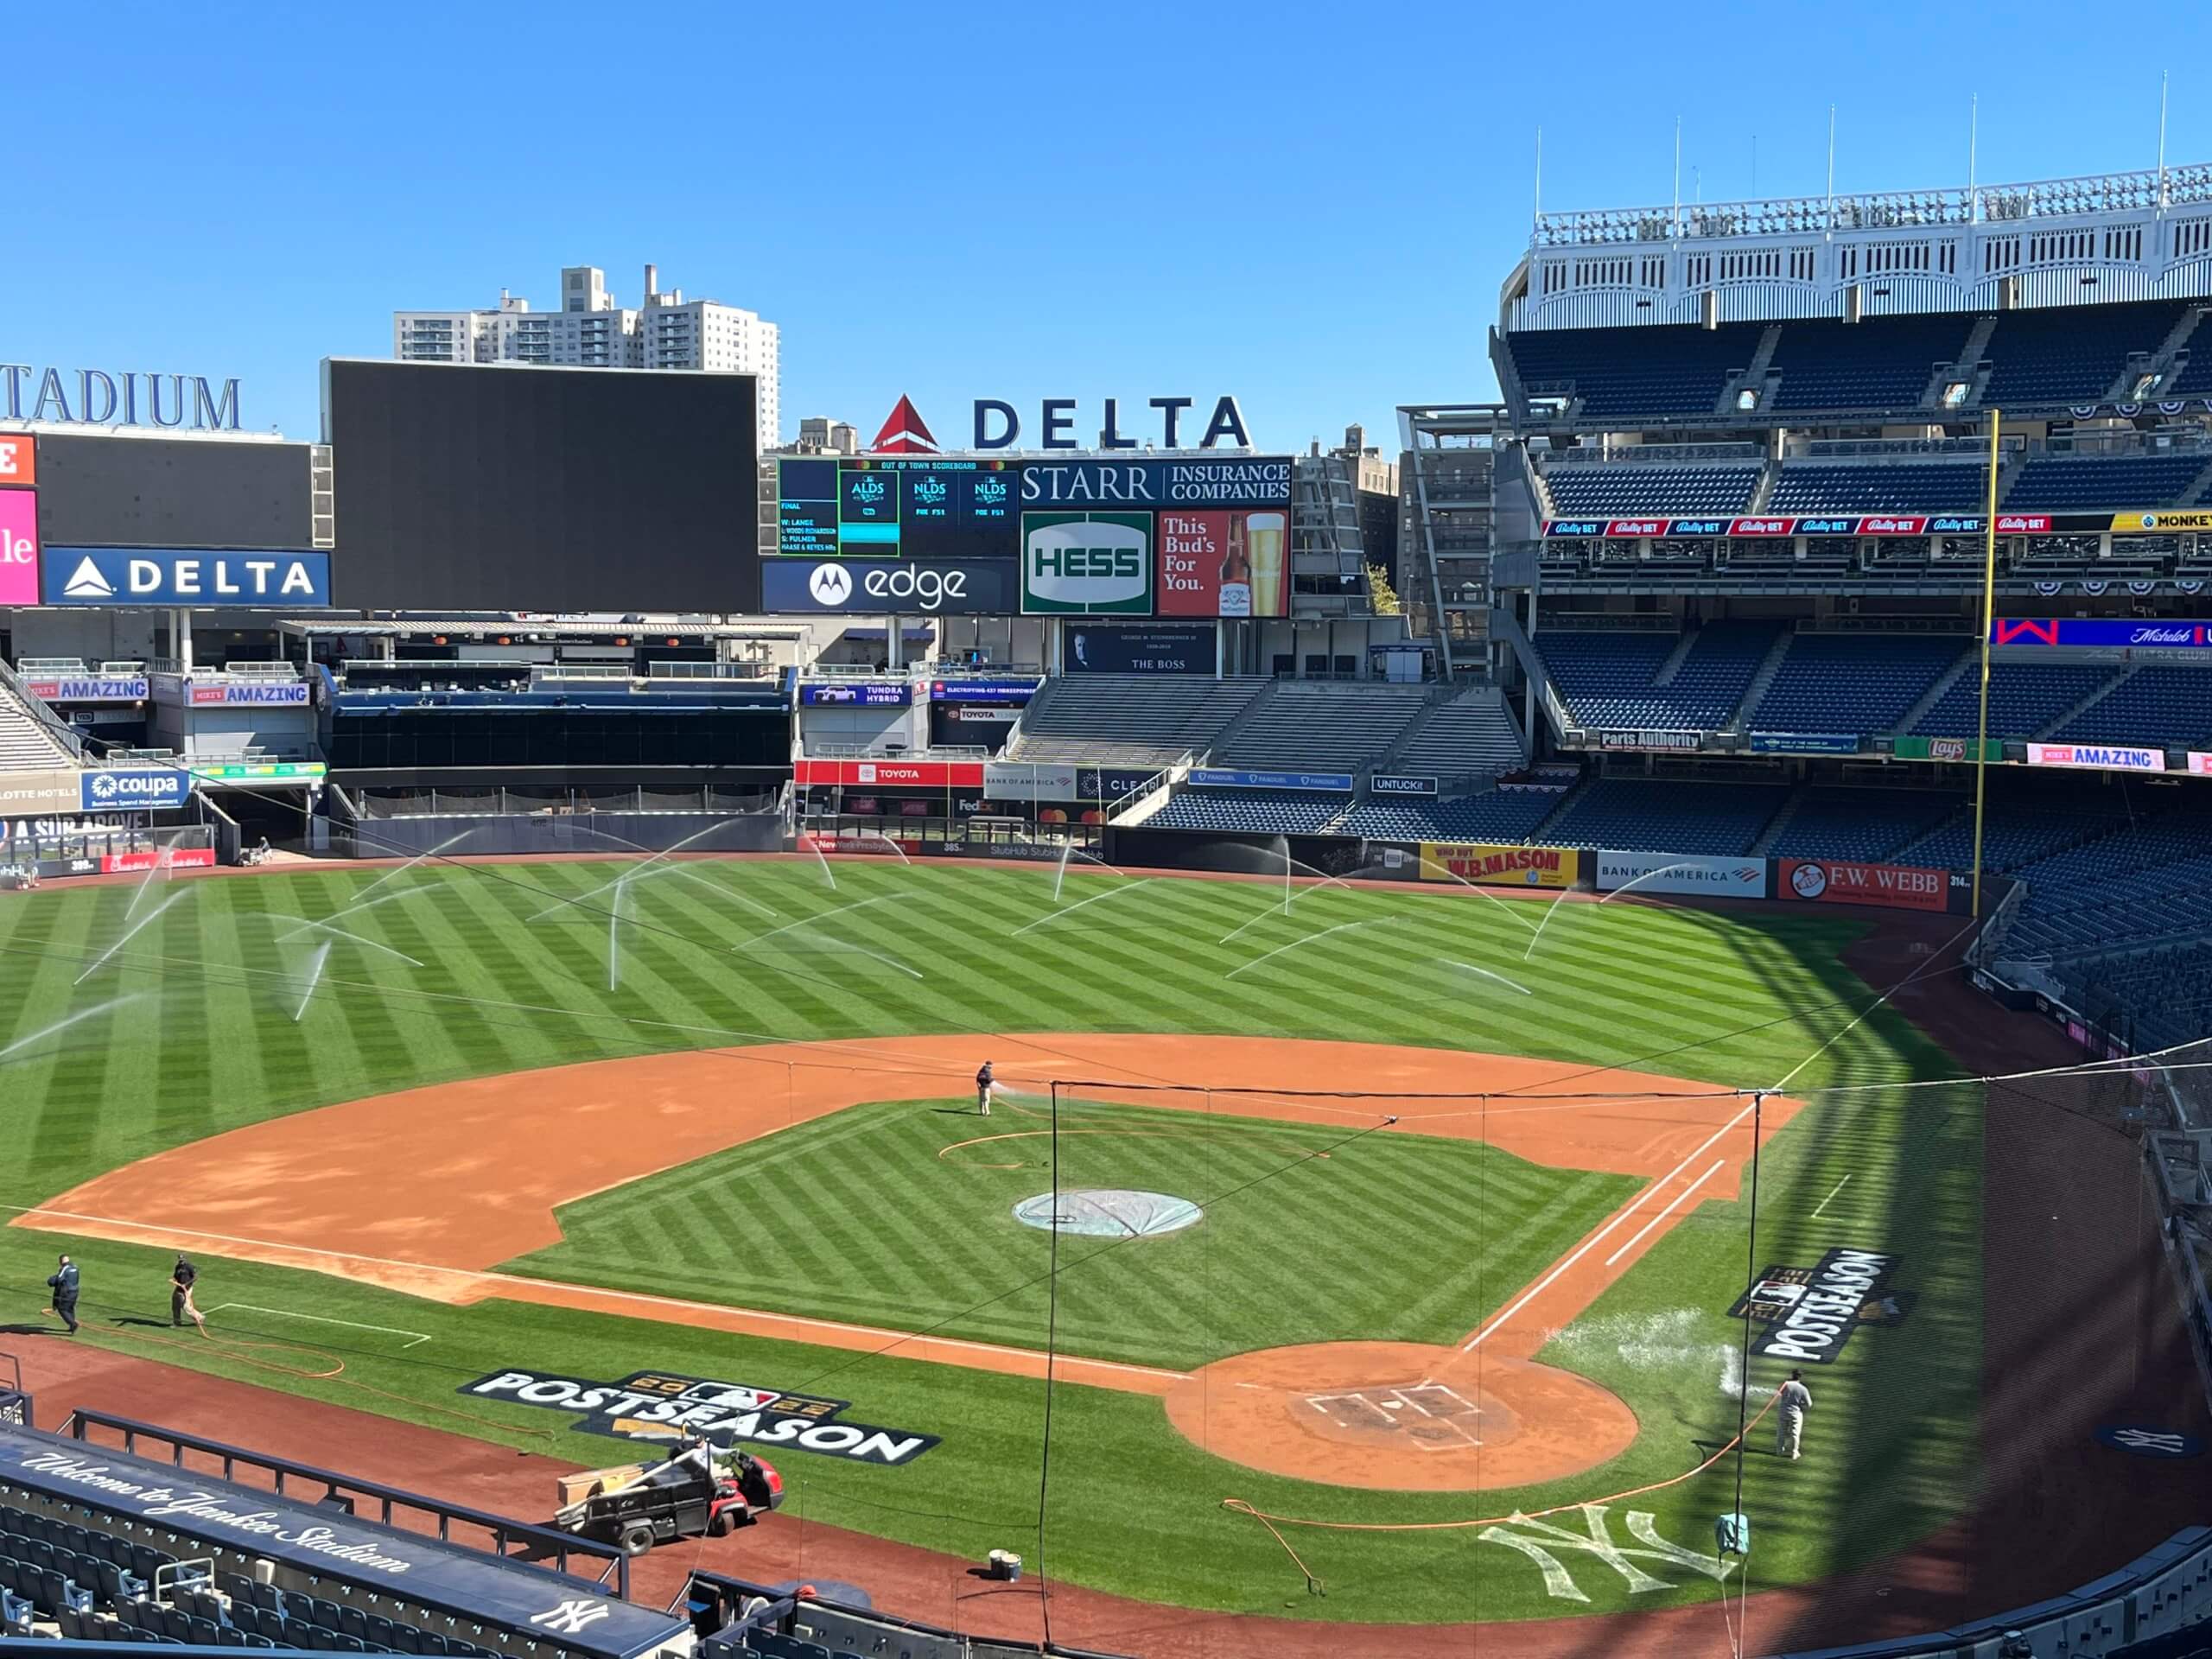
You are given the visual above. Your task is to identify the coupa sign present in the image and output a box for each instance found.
[2,365,242,430]
[1021,512,1153,614]
[457,1368,939,1467]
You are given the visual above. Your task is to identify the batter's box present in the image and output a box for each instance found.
[1304,1383,1483,1450]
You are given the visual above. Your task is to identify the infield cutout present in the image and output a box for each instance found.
[1012,1189,1202,1237]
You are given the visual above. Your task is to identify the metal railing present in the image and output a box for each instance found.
[62,1408,626,1596]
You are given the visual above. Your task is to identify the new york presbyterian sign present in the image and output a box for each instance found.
[3,365,243,431]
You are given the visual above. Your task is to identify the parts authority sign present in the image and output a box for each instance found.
[458,1367,940,1467]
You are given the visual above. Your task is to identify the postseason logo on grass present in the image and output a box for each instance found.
[1728,1248,1913,1364]
[458,1367,941,1466]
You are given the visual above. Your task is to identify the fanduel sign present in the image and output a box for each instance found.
[2,366,242,431]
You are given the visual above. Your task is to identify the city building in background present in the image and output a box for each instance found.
[393,263,779,448]
[793,416,859,455]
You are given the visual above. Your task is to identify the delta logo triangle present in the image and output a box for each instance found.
[869,395,938,454]
[63,556,114,599]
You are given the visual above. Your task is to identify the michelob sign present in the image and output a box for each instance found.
[1021,512,1154,614]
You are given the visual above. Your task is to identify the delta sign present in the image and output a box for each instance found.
[868,393,1251,454]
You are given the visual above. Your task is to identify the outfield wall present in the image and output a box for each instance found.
[334,811,784,859]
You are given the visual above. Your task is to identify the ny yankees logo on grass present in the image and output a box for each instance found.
[1477,1505,1736,1603]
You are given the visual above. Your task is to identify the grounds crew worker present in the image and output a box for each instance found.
[170,1255,207,1334]
[45,1255,79,1335]
[976,1060,996,1117]
[1777,1369,1812,1460]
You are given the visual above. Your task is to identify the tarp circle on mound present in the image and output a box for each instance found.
[1012,1189,1203,1237]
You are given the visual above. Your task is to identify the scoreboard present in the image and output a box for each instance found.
[778,457,1019,562]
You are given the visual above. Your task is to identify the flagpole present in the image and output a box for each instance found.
[1971,409,2000,919]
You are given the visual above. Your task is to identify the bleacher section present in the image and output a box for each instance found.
[2004,812,2212,958]
[1334,790,1561,842]
[1765,315,1973,413]
[1537,623,1776,730]
[2050,666,2212,747]
[0,680,75,768]
[1009,675,1268,764]
[1747,633,1969,734]
[1910,662,2117,739]
[2003,451,2209,512]
[1768,461,1986,513]
[1503,321,1764,422]
[1897,798,2134,873]
[1147,790,1347,834]
[1380,690,1524,779]
[1979,300,2187,408]
[1767,787,1964,862]
[1541,463,1759,517]
[1542,778,1789,855]
[1213,683,1434,772]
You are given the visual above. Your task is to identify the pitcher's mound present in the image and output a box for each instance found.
[1163,1340,1638,1492]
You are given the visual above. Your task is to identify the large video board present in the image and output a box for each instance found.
[769,455,1292,620]
[777,458,1019,562]
[326,359,759,611]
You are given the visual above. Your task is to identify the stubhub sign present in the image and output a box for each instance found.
[43,547,331,608]
[79,769,189,811]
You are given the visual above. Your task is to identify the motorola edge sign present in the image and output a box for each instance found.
[760,559,1015,614]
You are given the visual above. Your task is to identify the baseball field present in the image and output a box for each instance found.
[0,853,2000,1632]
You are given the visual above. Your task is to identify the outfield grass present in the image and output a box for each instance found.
[505,1096,1643,1370]
[0,857,1980,1624]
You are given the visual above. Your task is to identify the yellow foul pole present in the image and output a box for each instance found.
[1970,410,2000,918]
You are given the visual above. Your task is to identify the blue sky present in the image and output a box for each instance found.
[4,1,2202,453]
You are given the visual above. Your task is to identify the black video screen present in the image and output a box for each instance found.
[35,433,314,550]
[325,359,759,611]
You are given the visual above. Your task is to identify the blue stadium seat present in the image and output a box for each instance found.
[1765,315,1973,411]
[1504,321,1764,421]
[1910,663,2117,740]
[1539,623,1776,730]
[1148,791,1346,834]
[1980,301,2187,407]
[1769,461,1986,513]
[2003,451,2209,511]
[1748,633,1969,734]
[1544,779,1790,855]
[1541,463,1760,517]
[2050,665,2212,747]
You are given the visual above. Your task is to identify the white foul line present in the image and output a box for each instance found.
[1459,1098,1757,1353]
[1809,1173,1854,1219]
[206,1302,432,1349]
[1602,1159,1724,1268]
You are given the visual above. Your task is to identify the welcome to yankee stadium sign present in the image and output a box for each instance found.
[459,1367,940,1466]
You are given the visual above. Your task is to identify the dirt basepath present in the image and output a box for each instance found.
[16,1034,1789,1490]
